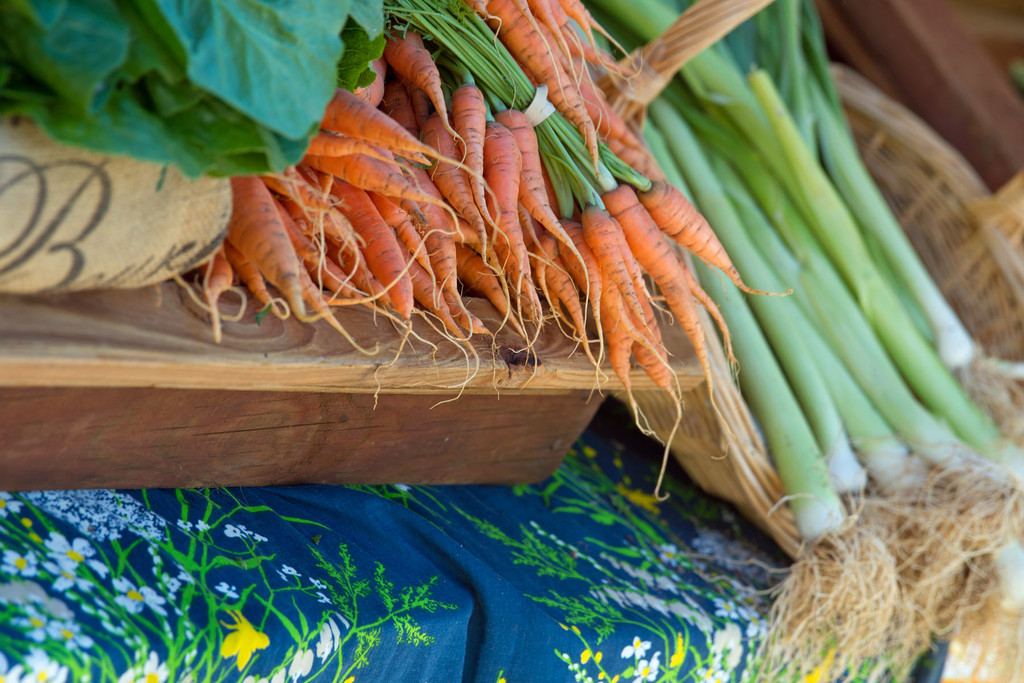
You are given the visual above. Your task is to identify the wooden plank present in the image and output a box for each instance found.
[0,386,600,490]
[0,282,701,395]
[817,0,1024,191]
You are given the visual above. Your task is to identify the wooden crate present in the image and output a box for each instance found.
[0,283,700,490]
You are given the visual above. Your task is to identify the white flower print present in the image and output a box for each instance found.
[712,597,741,620]
[711,622,744,671]
[277,565,300,581]
[214,581,239,600]
[2,549,39,578]
[310,578,326,590]
[46,619,94,650]
[12,604,50,642]
[697,665,728,683]
[117,651,168,683]
[394,484,412,492]
[0,493,24,518]
[288,649,314,681]
[195,520,210,532]
[0,651,26,683]
[315,591,332,604]
[620,635,651,659]
[176,519,193,532]
[223,524,245,539]
[23,648,68,683]
[315,616,343,660]
[44,534,94,568]
[112,577,167,616]
[745,612,768,639]
[633,651,661,682]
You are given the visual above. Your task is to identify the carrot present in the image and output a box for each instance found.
[320,87,433,165]
[454,217,483,250]
[200,246,234,343]
[261,172,332,213]
[450,83,490,225]
[222,240,282,318]
[367,192,435,282]
[580,204,646,325]
[558,0,627,56]
[383,30,456,138]
[274,191,362,266]
[328,182,415,319]
[421,113,489,251]
[405,79,434,132]
[406,257,467,339]
[456,244,527,339]
[443,289,490,336]
[493,108,576,253]
[403,165,460,301]
[486,0,599,168]
[304,132,401,165]
[680,255,736,369]
[381,78,420,138]
[637,179,770,295]
[602,184,712,386]
[276,201,365,300]
[354,57,387,108]
[483,120,540,320]
[227,176,308,319]
[600,284,635,395]
[606,134,665,183]
[304,153,440,224]
[527,0,573,75]
[538,232,597,365]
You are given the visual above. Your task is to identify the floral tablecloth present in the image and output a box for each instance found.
[0,409,821,682]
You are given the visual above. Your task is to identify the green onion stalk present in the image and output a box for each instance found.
[648,97,916,680]
[587,0,1024,671]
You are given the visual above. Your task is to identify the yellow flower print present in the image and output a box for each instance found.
[669,632,685,668]
[615,484,661,514]
[581,649,592,664]
[220,610,270,671]
[803,649,836,683]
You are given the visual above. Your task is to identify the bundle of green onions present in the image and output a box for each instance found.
[585,0,1024,678]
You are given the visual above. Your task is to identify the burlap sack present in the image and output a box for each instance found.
[0,117,231,293]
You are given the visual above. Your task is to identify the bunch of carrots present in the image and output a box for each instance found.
[195,0,764,442]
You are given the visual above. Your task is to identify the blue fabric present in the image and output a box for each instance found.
[0,419,794,682]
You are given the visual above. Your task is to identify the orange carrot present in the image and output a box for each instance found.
[354,57,387,108]
[381,78,420,138]
[486,0,599,168]
[406,257,466,338]
[227,176,308,319]
[580,204,646,324]
[304,153,440,224]
[483,120,540,320]
[383,30,458,140]
[493,108,576,252]
[422,113,489,250]
[527,0,573,73]
[200,246,234,343]
[456,244,527,339]
[451,83,489,224]
[329,182,415,319]
[276,200,365,300]
[600,284,635,394]
[405,79,434,132]
[222,240,280,316]
[304,132,400,165]
[320,87,433,165]
[367,192,435,282]
[602,184,712,385]
[637,180,768,295]
[403,165,460,301]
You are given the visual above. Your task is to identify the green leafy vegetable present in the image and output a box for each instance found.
[0,0,386,177]
[337,21,387,92]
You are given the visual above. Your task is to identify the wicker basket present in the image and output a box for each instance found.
[609,3,1024,558]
